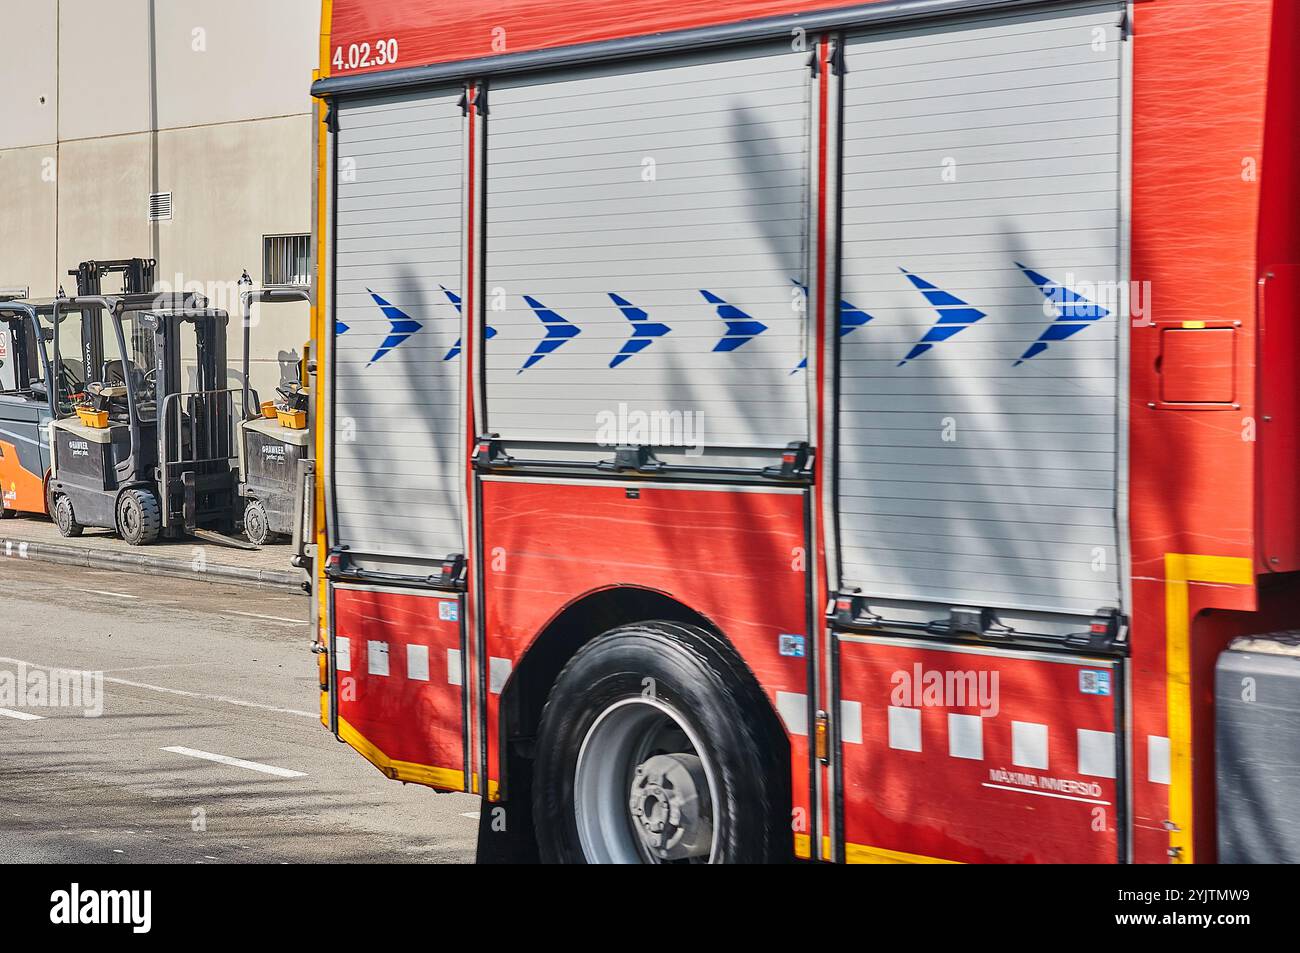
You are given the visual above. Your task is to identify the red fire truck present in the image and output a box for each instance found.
[307,0,1300,863]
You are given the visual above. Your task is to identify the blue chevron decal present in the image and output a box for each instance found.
[335,319,350,336]
[440,285,498,361]
[791,280,874,372]
[1013,264,1110,365]
[608,293,670,368]
[702,289,767,352]
[519,295,580,372]
[897,269,986,366]
[365,289,422,366]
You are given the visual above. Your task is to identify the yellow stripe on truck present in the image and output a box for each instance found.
[1163,553,1253,863]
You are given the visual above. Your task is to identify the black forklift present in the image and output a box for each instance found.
[236,277,312,545]
[47,292,239,545]
[0,295,63,519]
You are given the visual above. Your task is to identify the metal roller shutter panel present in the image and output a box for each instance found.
[332,88,465,561]
[483,44,811,456]
[836,1,1126,616]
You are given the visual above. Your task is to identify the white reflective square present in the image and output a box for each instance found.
[335,636,351,673]
[447,648,463,687]
[776,691,808,737]
[406,644,430,682]
[1012,720,1048,770]
[1077,728,1116,778]
[888,706,922,752]
[840,700,863,745]
[948,713,983,760]
[367,640,389,677]
[489,656,512,695]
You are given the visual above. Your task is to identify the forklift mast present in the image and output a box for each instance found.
[68,259,156,385]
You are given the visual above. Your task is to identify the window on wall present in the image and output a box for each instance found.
[263,234,312,287]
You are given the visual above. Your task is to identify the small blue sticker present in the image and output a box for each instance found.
[1079,669,1111,696]
[779,634,806,658]
[439,601,459,622]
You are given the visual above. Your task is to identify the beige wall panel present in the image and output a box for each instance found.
[56,133,153,278]
[0,146,59,296]
[58,0,151,141]
[156,114,311,391]
[0,0,59,150]
[155,0,319,130]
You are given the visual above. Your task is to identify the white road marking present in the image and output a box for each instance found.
[224,610,306,626]
[78,589,139,600]
[0,708,44,721]
[0,656,317,719]
[161,746,306,779]
[981,782,1111,806]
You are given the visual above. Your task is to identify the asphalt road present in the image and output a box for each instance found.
[0,558,479,863]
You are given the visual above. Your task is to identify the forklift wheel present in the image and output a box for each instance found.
[243,499,278,547]
[116,489,162,546]
[54,495,84,538]
[0,507,17,519]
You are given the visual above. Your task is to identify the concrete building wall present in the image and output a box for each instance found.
[0,0,319,396]
[57,0,153,141]
[0,146,59,297]
[0,0,59,151]
[154,0,320,129]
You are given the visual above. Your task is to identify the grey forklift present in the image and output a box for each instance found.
[236,277,311,545]
[47,292,239,545]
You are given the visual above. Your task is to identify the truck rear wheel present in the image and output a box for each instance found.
[0,506,16,519]
[116,488,161,546]
[533,620,787,864]
[54,495,83,537]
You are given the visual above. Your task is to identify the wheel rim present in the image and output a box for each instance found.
[56,499,71,532]
[121,498,139,537]
[574,696,720,864]
[246,504,266,543]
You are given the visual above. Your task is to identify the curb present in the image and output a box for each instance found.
[0,535,304,591]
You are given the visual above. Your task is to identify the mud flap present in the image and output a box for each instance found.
[330,585,469,792]
[835,634,1125,864]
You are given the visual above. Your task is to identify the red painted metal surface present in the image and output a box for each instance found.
[839,639,1120,863]
[318,0,1300,862]
[1125,0,1283,863]
[333,587,466,784]
[479,479,813,839]
[327,0,873,76]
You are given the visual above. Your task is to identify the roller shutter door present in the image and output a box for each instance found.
[332,88,465,562]
[836,1,1126,616]
[483,44,811,462]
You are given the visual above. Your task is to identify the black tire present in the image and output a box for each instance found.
[242,498,278,547]
[116,488,161,546]
[54,494,83,538]
[533,620,789,864]
[0,506,16,520]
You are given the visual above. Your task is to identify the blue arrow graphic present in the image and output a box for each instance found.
[440,285,498,361]
[702,289,767,352]
[365,289,422,366]
[1013,264,1110,365]
[519,295,580,372]
[791,280,874,372]
[608,293,670,368]
[897,269,986,366]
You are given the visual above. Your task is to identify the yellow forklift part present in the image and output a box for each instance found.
[75,408,109,429]
[277,409,307,430]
